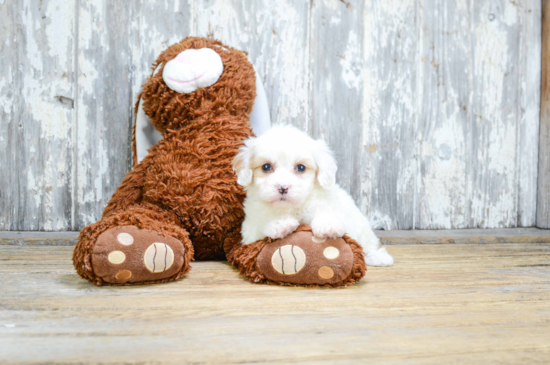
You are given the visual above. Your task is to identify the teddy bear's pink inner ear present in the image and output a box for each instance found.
[162,48,223,94]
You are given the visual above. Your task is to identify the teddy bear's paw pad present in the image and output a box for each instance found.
[92,225,185,284]
[257,231,354,285]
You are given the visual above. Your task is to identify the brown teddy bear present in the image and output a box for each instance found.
[73,37,366,287]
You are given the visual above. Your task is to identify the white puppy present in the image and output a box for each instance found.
[232,124,393,267]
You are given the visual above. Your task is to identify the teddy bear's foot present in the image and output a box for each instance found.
[91,225,188,285]
[256,231,359,285]
[228,225,366,287]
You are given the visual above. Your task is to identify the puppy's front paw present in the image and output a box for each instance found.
[311,216,346,239]
[263,218,300,240]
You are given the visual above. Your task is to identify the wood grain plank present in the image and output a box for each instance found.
[360,0,418,230]
[0,0,75,231]
[0,231,79,246]
[309,0,364,210]
[416,0,471,229]
[2,227,549,246]
[0,0,20,230]
[538,0,550,228]
[376,227,550,244]
[195,0,310,130]
[469,0,522,228]
[517,0,542,227]
[0,243,548,364]
[74,0,136,229]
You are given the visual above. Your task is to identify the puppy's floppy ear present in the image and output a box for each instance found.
[232,139,255,187]
[314,140,337,188]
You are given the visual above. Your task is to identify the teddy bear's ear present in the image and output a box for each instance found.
[248,66,272,137]
[314,140,338,189]
[133,63,165,166]
[232,139,255,187]
[134,96,164,164]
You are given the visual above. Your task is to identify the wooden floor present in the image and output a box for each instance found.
[1,242,550,364]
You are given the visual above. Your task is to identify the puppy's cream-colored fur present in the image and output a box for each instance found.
[232,125,393,267]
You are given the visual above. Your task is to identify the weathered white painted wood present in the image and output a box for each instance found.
[518,0,541,227]
[0,0,19,230]
[416,0,470,229]
[195,0,310,130]
[470,0,524,228]
[0,0,544,231]
[309,0,364,213]
[360,0,418,229]
[417,0,541,229]
[0,0,75,231]
[538,0,550,229]
[74,0,135,229]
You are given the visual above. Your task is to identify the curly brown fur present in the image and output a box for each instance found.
[227,225,367,288]
[73,37,256,285]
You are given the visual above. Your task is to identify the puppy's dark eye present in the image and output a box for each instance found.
[262,163,272,172]
[296,164,306,173]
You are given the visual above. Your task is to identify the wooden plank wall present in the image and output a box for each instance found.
[0,0,542,231]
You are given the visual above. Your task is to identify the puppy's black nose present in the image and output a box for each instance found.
[278,185,289,195]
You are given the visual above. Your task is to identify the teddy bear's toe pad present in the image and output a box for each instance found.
[257,231,354,285]
[92,226,185,284]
